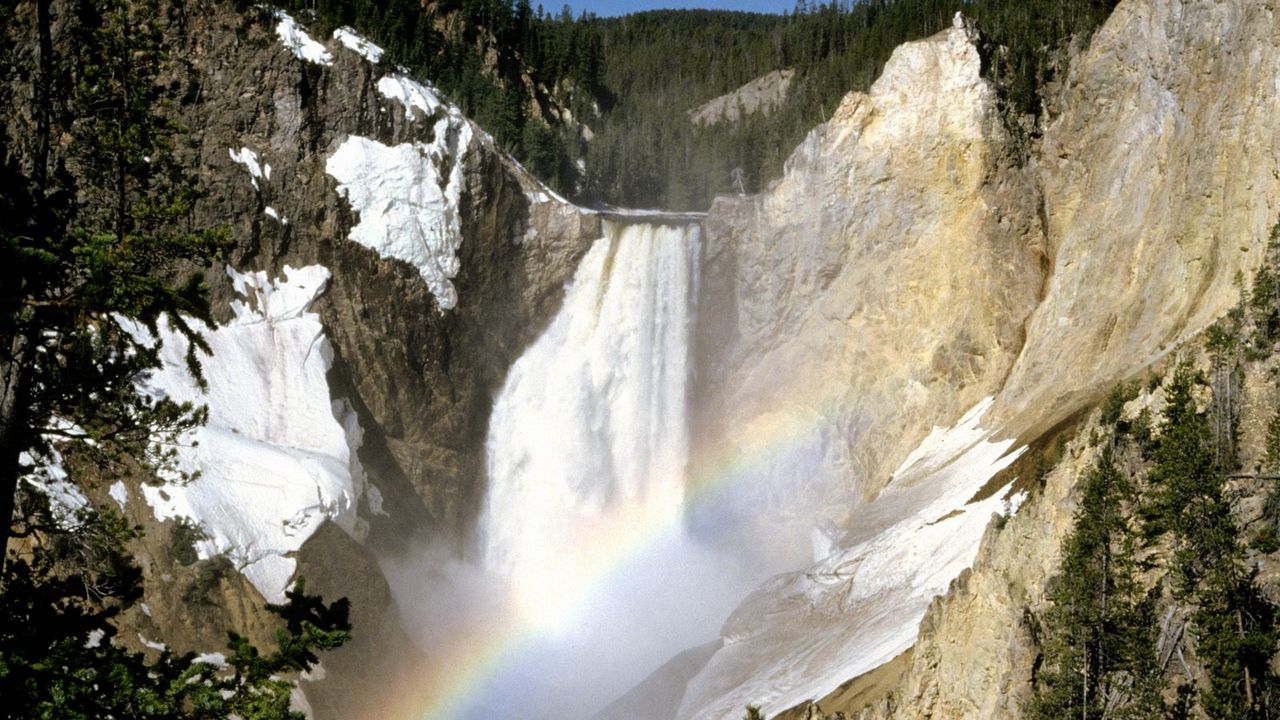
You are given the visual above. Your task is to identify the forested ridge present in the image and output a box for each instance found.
[274,0,1118,210]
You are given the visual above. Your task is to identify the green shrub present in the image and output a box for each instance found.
[183,555,233,606]
[168,517,205,567]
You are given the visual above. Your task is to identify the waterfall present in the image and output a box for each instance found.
[480,219,701,626]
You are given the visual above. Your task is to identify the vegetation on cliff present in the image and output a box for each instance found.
[0,1,350,716]
[1028,242,1280,719]
[271,0,1119,209]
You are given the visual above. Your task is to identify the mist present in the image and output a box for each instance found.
[370,219,785,719]
[379,528,764,719]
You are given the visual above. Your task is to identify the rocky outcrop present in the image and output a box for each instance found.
[681,1,1280,717]
[854,5,1280,711]
[692,11,1042,582]
[4,2,600,718]
[168,4,599,539]
[994,0,1280,439]
[681,16,1043,718]
[172,8,600,717]
[690,69,795,126]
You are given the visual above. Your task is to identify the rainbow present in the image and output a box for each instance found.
[370,395,832,720]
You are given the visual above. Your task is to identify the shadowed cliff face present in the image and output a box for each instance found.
[161,5,601,543]
[169,9,602,718]
[4,3,600,718]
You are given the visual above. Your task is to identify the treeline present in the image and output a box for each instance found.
[583,0,1120,209]
[269,0,1118,209]
[267,0,606,192]
[1027,233,1280,719]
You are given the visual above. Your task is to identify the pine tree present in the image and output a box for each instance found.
[0,0,226,556]
[1141,366,1217,557]
[0,534,350,720]
[1027,446,1164,720]
[1195,562,1276,720]
[1140,365,1278,719]
[0,4,349,717]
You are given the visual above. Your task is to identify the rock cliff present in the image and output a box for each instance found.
[692,14,1042,570]
[181,8,604,716]
[10,0,1280,717]
[680,0,1280,717]
[4,2,600,717]
[995,0,1280,438]
[848,3,1280,716]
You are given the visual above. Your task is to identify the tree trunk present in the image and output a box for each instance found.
[1237,609,1255,711]
[0,332,32,566]
[34,0,53,191]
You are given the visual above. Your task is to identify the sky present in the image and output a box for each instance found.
[562,0,797,17]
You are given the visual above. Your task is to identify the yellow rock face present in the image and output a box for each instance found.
[996,0,1280,437]
[693,15,1042,570]
[684,1,1280,717]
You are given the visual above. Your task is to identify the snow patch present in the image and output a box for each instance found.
[366,484,387,517]
[126,265,367,603]
[272,10,332,66]
[193,652,228,668]
[264,206,288,224]
[108,481,128,511]
[325,130,472,310]
[510,156,574,207]
[682,398,1024,719]
[376,74,444,120]
[138,633,167,652]
[20,446,87,528]
[85,629,105,649]
[290,687,314,718]
[1006,489,1029,516]
[229,147,265,190]
[333,27,383,63]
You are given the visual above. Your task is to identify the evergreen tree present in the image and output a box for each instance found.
[0,5,350,718]
[1249,224,1280,351]
[0,534,350,720]
[1264,407,1280,471]
[1142,365,1277,719]
[1141,366,1217,557]
[1,0,226,556]
[1194,562,1276,720]
[1028,446,1164,720]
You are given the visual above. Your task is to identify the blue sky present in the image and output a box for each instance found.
[558,0,797,17]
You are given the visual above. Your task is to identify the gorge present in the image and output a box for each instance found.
[7,0,1280,719]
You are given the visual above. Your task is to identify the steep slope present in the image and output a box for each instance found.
[995,0,1280,437]
[692,12,1042,580]
[679,16,1043,718]
[676,0,1280,717]
[172,9,604,717]
[852,2,1280,716]
[689,69,795,126]
[4,2,601,717]
[11,0,1280,717]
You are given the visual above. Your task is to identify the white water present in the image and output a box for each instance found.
[482,219,698,624]
[464,220,756,718]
